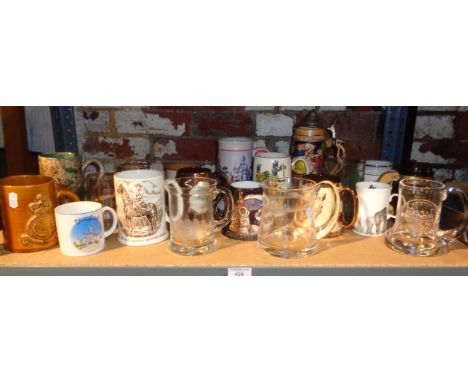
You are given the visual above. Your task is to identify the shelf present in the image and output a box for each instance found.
[1,230,467,275]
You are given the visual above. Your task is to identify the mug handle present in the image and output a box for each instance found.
[387,193,399,219]
[213,186,234,232]
[164,179,184,222]
[439,187,468,243]
[314,180,341,239]
[82,159,105,179]
[102,206,118,238]
[56,189,80,204]
[339,186,358,228]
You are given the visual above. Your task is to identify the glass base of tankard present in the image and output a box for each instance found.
[384,231,450,257]
[257,242,317,259]
[169,240,216,256]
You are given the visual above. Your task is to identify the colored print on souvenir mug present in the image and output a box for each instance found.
[255,160,288,182]
[71,215,103,252]
[221,155,252,183]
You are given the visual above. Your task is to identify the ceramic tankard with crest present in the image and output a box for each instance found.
[0,175,79,252]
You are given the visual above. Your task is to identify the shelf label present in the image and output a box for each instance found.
[228,267,252,276]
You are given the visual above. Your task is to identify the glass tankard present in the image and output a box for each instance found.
[385,178,468,256]
[164,177,233,255]
[257,177,339,259]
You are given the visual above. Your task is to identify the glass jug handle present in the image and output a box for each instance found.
[439,187,468,244]
[164,179,184,222]
[213,187,234,232]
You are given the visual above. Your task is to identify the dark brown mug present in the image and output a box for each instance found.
[0,175,79,252]
[222,181,263,241]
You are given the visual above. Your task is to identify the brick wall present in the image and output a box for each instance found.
[74,106,468,182]
[75,106,385,172]
[411,107,468,182]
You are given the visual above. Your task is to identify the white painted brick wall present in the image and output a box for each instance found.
[75,110,110,133]
[411,142,455,165]
[279,106,347,111]
[83,137,150,160]
[253,139,267,149]
[115,109,186,136]
[245,106,275,111]
[256,113,294,137]
[454,167,468,181]
[433,168,453,182]
[417,106,458,111]
[414,115,455,139]
[275,140,290,154]
[153,140,177,158]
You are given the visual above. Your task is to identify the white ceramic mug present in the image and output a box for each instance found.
[353,181,397,236]
[217,137,253,183]
[54,201,118,256]
[114,169,168,246]
[253,152,292,182]
[364,160,393,181]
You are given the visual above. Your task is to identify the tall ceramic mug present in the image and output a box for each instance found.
[353,181,397,236]
[0,175,79,252]
[218,137,253,183]
[38,152,104,198]
[222,181,263,241]
[165,177,234,255]
[55,201,118,256]
[253,152,292,182]
[114,169,167,246]
[385,178,468,257]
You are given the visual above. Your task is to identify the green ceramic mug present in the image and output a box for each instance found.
[38,152,104,199]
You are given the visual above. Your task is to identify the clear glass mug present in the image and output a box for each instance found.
[257,177,339,259]
[385,178,468,256]
[164,177,234,255]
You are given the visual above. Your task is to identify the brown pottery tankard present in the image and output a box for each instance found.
[0,175,79,252]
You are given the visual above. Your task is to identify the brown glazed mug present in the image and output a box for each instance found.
[164,162,200,179]
[0,175,79,252]
[306,173,359,238]
[222,181,263,240]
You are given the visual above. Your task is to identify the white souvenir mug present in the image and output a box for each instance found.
[217,137,254,183]
[54,201,118,256]
[253,152,292,182]
[353,181,397,236]
[114,169,168,246]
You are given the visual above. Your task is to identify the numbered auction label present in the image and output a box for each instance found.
[228,267,252,276]
[8,192,18,208]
